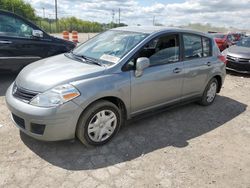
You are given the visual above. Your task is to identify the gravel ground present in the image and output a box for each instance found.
[0,72,250,188]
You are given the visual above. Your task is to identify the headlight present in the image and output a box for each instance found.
[30,84,80,107]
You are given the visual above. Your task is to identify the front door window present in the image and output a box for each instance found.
[138,34,180,66]
[0,15,34,38]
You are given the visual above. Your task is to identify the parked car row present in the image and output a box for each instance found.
[211,33,237,52]
[222,37,250,73]
[209,31,250,73]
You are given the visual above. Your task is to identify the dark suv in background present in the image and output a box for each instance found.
[0,10,75,72]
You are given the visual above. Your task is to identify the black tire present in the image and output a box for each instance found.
[198,78,218,106]
[76,100,122,147]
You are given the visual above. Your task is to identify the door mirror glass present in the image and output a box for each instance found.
[32,30,43,38]
[135,57,150,77]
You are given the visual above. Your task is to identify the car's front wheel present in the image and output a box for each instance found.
[76,100,122,146]
[199,78,218,106]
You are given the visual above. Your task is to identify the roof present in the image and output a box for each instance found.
[111,26,177,34]
[111,26,210,38]
[112,26,196,34]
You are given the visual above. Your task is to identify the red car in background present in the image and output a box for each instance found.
[212,33,235,51]
[231,32,242,41]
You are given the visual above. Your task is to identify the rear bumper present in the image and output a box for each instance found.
[5,83,83,141]
[227,61,250,74]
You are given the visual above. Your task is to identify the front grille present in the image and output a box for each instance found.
[227,61,250,72]
[12,113,25,129]
[227,55,250,63]
[13,84,38,102]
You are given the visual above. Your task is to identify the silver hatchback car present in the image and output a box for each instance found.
[6,27,226,146]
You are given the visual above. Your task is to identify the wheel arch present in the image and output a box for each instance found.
[77,95,128,122]
[213,75,222,93]
[95,96,128,120]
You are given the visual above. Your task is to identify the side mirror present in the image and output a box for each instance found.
[32,30,43,38]
[135,57,150,77]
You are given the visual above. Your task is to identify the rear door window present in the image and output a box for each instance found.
[183,34,212,59]
[183,34,202,59]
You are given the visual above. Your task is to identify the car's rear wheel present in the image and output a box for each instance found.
[199,78,218,106]
[76,100,122,146]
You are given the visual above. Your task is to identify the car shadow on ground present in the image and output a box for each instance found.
[0,73,17,96]
[20,95,247,171]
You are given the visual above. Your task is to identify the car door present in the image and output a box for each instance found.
[181,34,214,98]
[130,33,184,114]
[0,12,53,71]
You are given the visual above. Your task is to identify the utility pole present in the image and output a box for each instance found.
[55,0,58,32]
[112,10,115,23]
[111,10,115,28]
[42,7,45,19]
[118,8,121,25]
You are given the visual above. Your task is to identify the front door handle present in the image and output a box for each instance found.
[0,40,12,44]
[173,68,182,73]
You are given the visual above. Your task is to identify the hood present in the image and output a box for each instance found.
[16,54,106,92]
[226,46,250,58]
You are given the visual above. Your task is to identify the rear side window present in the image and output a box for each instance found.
[183,34,202,59]
[0,14,33,38]
[202,37,211,57]
[183,34,212,60]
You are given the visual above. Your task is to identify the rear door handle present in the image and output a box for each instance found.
[173,68,182,73]
[206,62,212,66]
[0,40,12,44]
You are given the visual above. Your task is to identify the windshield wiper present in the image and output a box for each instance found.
[70,51,102,66]
[80,55,103,67]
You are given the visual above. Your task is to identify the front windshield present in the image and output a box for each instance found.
[73,30,148,64]
[236,38,250,48]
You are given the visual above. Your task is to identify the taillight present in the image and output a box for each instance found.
[218,55,227,64]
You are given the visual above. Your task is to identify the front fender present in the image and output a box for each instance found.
[71,72,131,117]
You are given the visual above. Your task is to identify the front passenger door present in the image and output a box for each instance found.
[130,33,184,114]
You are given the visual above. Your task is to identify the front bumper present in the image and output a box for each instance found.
[227,61,250,74]
[5,83,83,141]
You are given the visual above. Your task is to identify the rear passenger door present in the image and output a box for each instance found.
[181,34,213,98]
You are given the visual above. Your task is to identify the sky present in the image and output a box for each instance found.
[24,0,250,29]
